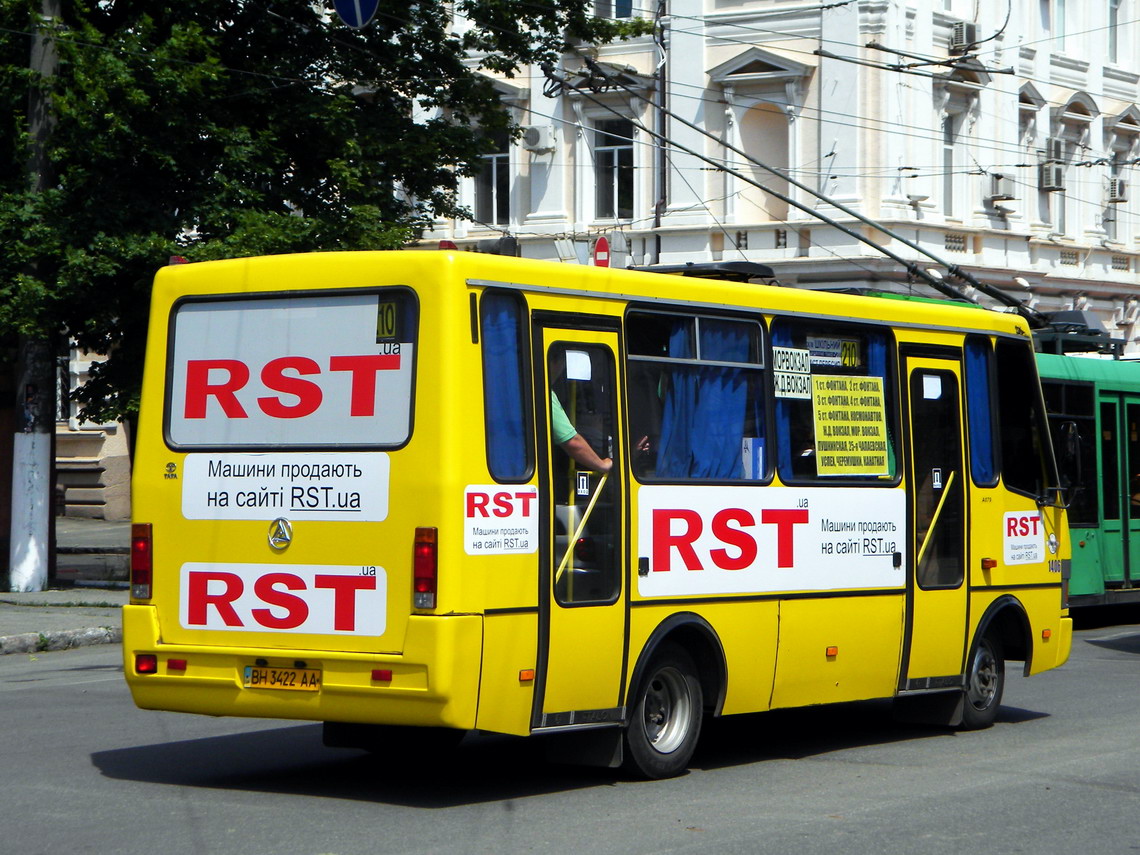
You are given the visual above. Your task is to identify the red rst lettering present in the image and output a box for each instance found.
[760,508,809,568]
[467,492,490,518]
[184,359,250,419]
[329,354,401,417]
[515,491,536,516]
[710,508,757,570]
[314,575,377,632]
[652,508,704,572]
[258,357,323,418]
[186,570,245,627]
[493,492,514,517]
[251,573,310,629]
[1006,517,1019,537]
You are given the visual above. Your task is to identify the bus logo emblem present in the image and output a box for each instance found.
[268,518,293,551]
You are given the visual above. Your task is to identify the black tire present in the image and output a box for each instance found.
[960,633,1005,730]
[622,643,703,779]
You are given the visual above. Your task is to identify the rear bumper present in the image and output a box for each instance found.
[122,605,483,729]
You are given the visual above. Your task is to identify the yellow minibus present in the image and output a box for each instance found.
[124,251,1072,778]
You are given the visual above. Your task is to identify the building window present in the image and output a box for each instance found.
[595,119,634,221]
[475,130,510,226]
[941,114,961,217]
[596,0,633,18]
[1109,0,1121,61]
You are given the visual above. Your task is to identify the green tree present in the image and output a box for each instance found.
[0,0,644,420]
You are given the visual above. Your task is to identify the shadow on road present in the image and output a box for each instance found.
[93,695,1049,803]
[1085,632,1140,655]
[93,725,613,806]
[691,698,1046,772]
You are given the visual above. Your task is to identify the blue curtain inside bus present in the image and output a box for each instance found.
[657,319,750,478]
[481,293,529,480]
[964,338,996,485]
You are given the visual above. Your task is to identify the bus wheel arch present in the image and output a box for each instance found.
[621,615,726,779]
[960,596,1030,730]
[628,613,727,718]
[973,595,1032,674]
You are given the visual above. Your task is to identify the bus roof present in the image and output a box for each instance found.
[153,251,1027,339]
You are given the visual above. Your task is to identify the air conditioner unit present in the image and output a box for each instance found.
[521,125,556,153]
[1043,137,1065,163]
[949,21,978,53]
[1108,177,1128,203]
[1039,163,1065,192]
[988,174,1016,201]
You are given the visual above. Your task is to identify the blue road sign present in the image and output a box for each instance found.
[333,0,380,28]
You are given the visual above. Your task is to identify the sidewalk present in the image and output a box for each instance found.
[1,517,130,655]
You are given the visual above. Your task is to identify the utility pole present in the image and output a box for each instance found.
[10,0,61,592]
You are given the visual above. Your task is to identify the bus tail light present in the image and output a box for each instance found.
[131,523,153,599]
[135,654,158,674]
[413,527,438,609]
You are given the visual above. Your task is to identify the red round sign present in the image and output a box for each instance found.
[593,236,610,268]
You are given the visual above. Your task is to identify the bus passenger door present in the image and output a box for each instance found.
[901,355,968,687]
[1101,395,1140,589]
[1098,398,1126,588]
[533,326,627,729]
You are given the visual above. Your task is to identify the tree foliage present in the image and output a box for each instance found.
[0,0,643,420]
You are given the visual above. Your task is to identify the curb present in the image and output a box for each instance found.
[0,626,122,655]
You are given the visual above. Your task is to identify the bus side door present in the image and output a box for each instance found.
[901,353,968,686]
[533,323,627,729]
[1097,395,1140,590]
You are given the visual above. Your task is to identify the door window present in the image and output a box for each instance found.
[911,369,964,590]
[1102,401,1121,522]
[548,343,620,605]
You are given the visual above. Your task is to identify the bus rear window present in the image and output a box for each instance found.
[166,290,417,449]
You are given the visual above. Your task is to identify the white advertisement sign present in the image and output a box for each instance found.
[637,485,906,598]
[1003,510,1045,565]
[182,452,389,521]
[168,293,413,447]
[180,562,387,635]
[464,485,539,555]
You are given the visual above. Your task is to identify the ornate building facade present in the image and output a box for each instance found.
[426,0,1139,349]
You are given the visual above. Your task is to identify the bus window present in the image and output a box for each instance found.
[166,289,418,449]
[1102,401,1121,522]
[480,290,532,481]
[995,339,1053,498]
[911,368,965,589]
[771,318,897,483]
[548,343,619,604]
[1040,379,1097,527]
[963,337,998,487]
[626,311,766,481]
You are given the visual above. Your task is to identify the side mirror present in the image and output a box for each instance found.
[1058,420,1082,486]
[1043,420,1083,509]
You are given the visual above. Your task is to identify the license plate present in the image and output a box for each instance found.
[243,665,321,692]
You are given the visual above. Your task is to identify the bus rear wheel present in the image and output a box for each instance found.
[960,634,1005,730]
[623,643,703,779]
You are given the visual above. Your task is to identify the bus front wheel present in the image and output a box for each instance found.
[960,634,1005,730]
[623,643,703,779]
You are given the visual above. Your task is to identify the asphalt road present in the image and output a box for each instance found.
[2,613,1138,855]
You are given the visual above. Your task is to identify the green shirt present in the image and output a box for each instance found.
[550,392,577,444]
